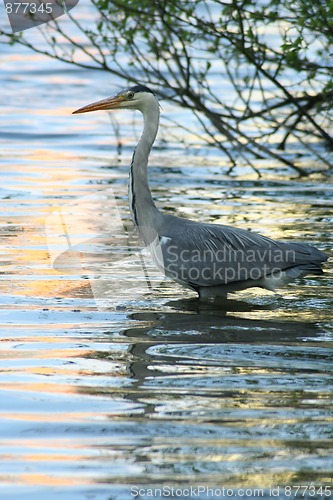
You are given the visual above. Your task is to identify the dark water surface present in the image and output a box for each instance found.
[0,13,333,500]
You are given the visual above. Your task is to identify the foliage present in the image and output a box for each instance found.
[1,0,333,175]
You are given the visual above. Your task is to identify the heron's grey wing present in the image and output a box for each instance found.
[157,217,327,287]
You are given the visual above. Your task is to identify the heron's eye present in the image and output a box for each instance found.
[127,92,135,100]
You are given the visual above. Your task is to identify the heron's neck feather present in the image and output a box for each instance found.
[129,99,161,232]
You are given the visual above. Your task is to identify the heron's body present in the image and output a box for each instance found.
[73,84,328,300]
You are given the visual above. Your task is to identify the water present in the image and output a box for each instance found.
[0,13,333,500]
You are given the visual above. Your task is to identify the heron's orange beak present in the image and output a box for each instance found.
[72,95,125,114]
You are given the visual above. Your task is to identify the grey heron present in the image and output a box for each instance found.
[73,84,328,300]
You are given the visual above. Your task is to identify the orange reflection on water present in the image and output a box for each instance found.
[3,413,100,423]
[19,473,90,486]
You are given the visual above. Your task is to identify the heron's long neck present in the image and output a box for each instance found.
[129,100,161,232]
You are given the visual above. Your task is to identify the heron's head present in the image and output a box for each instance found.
[72,84,156,114]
